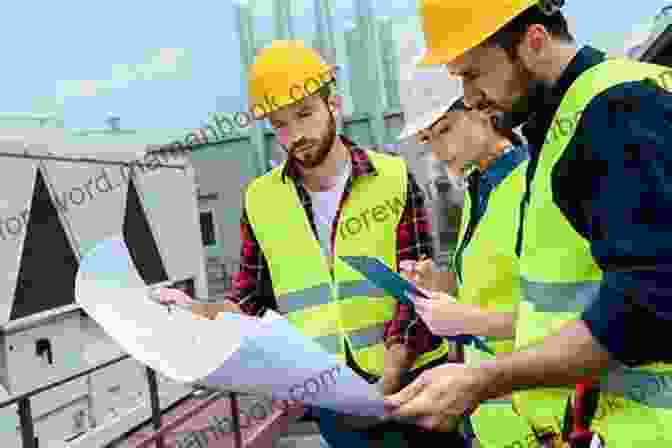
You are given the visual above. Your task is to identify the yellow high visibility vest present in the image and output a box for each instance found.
[516,58,672,445]
[455,156,534,447]
[458,158,528,360]
[245,149,453,376]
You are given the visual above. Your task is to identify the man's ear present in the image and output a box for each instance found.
[327,94,343,114]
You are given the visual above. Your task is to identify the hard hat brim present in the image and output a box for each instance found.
[417,47,456,67]
[417,40,482,67]
[418,1,537,66]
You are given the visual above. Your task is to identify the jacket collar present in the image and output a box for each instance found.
[522,46,608,156]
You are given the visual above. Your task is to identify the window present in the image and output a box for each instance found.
[200,211,216,246]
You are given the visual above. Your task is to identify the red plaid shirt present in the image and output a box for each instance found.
[228,136,445,357]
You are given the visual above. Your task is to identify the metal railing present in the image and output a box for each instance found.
[0,353,251,448]
[0,353,130,448]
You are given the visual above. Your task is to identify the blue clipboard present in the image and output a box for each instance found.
[340,256,495,355]
[339,256,429,306]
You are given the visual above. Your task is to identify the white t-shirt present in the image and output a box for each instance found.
[307,159,351,262]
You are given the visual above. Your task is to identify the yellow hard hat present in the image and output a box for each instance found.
[248,40,336,118]
[418,0,563,66]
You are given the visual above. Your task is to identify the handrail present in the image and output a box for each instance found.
[0,351,254,448]
[130,391,227,448]
[0,354,130,410]
[0,353,131,448]
[0,151,186,170]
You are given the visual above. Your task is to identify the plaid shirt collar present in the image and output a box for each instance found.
[280,135,378,184]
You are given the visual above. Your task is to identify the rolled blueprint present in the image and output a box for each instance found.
[75,236,385,417]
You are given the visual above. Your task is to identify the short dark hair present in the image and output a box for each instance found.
[446,97,524,146]
[482,5,574,59]
[447,97,468,113]
[317,82,332,102]
[495,126,525,147]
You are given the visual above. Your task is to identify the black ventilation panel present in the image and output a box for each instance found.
[123,179,168,285]
[11,169,79,320]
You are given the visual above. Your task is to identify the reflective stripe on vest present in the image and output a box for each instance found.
[245,149,453,376]
[277,280,386,314]
[516,58,672,437]
[313,323,386,354]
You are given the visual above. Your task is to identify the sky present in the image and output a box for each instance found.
[4,0,669,131]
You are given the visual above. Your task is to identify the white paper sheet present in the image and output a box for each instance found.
[75,236,385,416]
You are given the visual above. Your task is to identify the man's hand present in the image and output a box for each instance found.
[155,288,243,319]
[384,363,488,431]
[155,287,195,307]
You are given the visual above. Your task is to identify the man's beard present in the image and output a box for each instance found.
[494,57,548,130]
[287,114,337,170]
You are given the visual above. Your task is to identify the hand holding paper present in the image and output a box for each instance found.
[76,236,386,417]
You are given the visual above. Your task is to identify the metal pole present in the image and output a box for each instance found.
[229,392,243,448]
[274,0,293,40]
[145,367,165,448]
[236,1,269,176]
[355,0,388,147]
[0,354,130,410]
[17,397,37,448]
[0,151,185,170]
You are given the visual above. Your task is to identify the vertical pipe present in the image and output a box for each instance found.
[343,24,360,117]
[380,18,401,111]
[272,0,293,168]
[229,392,243,448]
[317,0,353,118]
[321,0,336,54]
[274,0,293,40]
[355,0,388,147]
[236,1,269,175]
[145,367,165,448]
[17,398,37,448]
[314,0,326,53]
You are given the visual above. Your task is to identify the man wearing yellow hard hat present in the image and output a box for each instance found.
[159,40,466,447]
[386,1,672,446]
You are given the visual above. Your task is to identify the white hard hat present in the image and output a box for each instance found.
[397,49,463,141]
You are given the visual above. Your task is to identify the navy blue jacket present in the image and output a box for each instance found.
[518,46,672,366]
